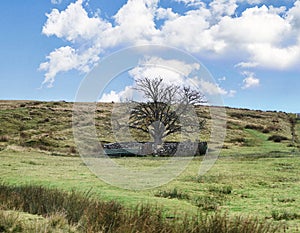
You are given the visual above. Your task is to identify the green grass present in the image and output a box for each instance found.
[1,100,300,231]
[1,100,299,155]
[0,184,284,233]
[0,150,300,231]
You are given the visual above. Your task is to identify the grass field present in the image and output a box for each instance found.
[1,149,300,231]
[1,100,300,232]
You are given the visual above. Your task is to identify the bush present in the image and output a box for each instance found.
[0,135,9,142]
[193,195,224,211]
[271,210,300,221]
[229,137,245,143]
[208,185,233,195]
[155,188,189,200]
[262,128,270,133]
[245,124,264,131]
[268,135,288,142]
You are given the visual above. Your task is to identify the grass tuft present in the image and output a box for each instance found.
[0,184,282,233]
[154,188,190,200]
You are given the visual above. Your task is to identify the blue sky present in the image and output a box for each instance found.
[0,0,299,112]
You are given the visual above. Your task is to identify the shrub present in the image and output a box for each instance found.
[0,135,9,142]
[229,137,245,143]
[208,185,233,195]
[229,112,263,119]
[277,197,295,203]
[155,188,189,200]
[193,195,223,211]
[262,128,270,133]
[268,135,288,142]
[263,125,280,133]
[271,210,300,221]
[245,124,264,131]
[69,146,77,154]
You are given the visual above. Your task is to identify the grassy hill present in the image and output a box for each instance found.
[1,100,300,232]
[0,100,298,156]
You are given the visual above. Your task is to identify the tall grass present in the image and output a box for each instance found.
[0,210,78,233]
[0,184,282,233]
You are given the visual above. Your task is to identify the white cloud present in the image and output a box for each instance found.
[100,90,121,102]
[228,90,236,97]
[99,57,234,102]
[39,46,100,87]
[218,76,226,81]
[40,0,300,86]
[197,79,234,96]
[43,0,111,43]
[99,86,138,102]
[128,57,200,85]
[157,9,227,53]
[51,0,62,4]
[241,72,260,89]
[211,4,300,69]
[112,0,160,45]
[287,0,300,29]
[235,62,259,68]
[156,7,178,20]
[240,0,262,4]
[172,0,205,7]
[246,43,300,69]
[213,5,291,45]
[209,0,238,18]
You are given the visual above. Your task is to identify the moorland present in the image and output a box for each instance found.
[0,100,299,232]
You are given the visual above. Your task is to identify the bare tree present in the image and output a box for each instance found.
[129,77,206,153]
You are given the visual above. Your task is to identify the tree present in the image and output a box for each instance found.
[129,77,206,153]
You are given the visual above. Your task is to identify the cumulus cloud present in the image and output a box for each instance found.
[128,56,234,98]
[99,86,137,102]
[40,0,300,86]
[213,5,291,45]
[156,7,178,20]
[39,46,100,87]
[209,0,238,19]
[241,72,260,89]
[100,90,121,102]
[99,57,233,102]
[129,56,200,82]
[196,79,236,97]
[42,0,111,43]
[198,80,228,95]
[128,57,202,92]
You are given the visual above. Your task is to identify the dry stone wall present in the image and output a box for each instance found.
[104,141,207,156]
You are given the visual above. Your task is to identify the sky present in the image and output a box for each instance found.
[0,0,299,112]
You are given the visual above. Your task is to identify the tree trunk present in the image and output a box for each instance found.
[153,135,163,156]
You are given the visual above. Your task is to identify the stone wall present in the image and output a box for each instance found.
[103,141,207,156]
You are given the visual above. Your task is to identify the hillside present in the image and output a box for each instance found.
[0,100,299,156]
[1,100,300,232]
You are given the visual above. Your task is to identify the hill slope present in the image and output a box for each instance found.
[0,100,299,156]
